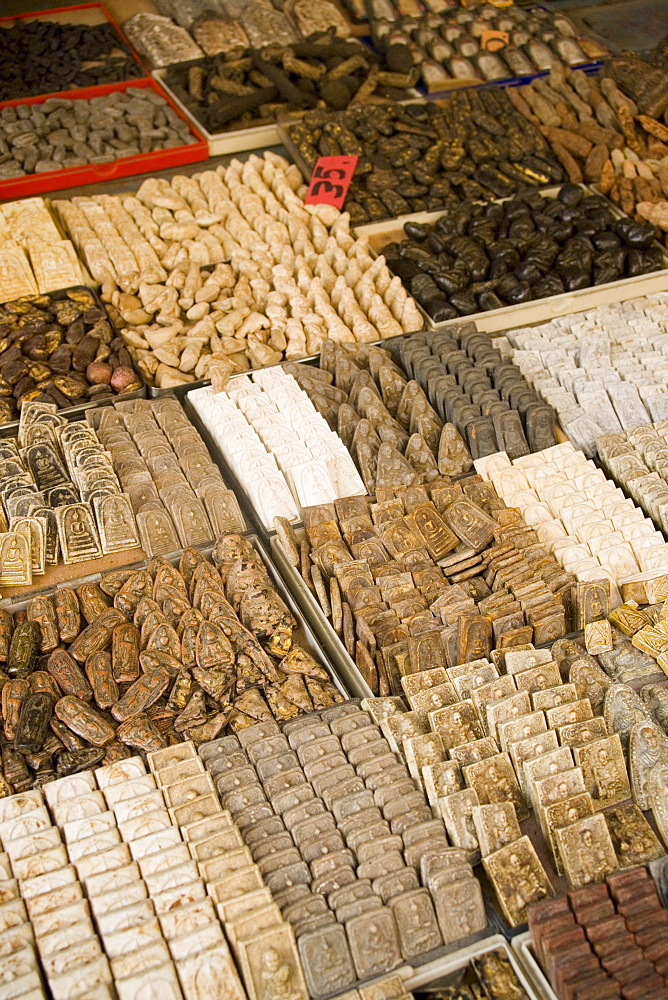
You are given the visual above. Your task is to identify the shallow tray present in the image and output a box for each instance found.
[0,2,148,100]
[0,284,146,436]
[0,533,353,707]
[152,68,292,157]
[278,102,423,199]
[403,933,540,995]
[178,334,478,539]
[353,187,668,333]
[181,370,372,539]
[0,78,207,200]
[0,390,250,600]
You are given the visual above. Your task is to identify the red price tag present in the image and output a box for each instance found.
[305,155,358,211]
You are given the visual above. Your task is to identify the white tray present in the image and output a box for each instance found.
[511,932,559,1000]
[354,189,668,334]
[153,68,289,156]
[403,934,542,996]
[155,70,423,158]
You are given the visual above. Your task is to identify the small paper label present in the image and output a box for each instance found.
[305,156,358,210]
[481,29,509,51]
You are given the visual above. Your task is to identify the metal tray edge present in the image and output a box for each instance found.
[269,531,373,701]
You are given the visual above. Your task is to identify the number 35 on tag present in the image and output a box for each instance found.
[305,155,358,210]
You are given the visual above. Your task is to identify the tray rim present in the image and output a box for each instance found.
[510,931,559,1000]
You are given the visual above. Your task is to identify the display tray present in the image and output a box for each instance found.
[0,534,353,706]
[0,285,146,436]
[0,78,208,201]
[511,932,559,1000]
[180,339,445,541]
[152,68,301,157]
[0,387,249,601]
[154,68,422,158]
[0,395,148,602]
[278,104,420,199]
[0,2,148,97]
[353,188,668,334]
[272,523,668,940]
[403,933,539,996]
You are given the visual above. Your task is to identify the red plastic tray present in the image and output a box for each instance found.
[0,78,208,200]
[0,3,150,89]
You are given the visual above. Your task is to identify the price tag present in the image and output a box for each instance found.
[305,155,358,210]
[480,29,509,52]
